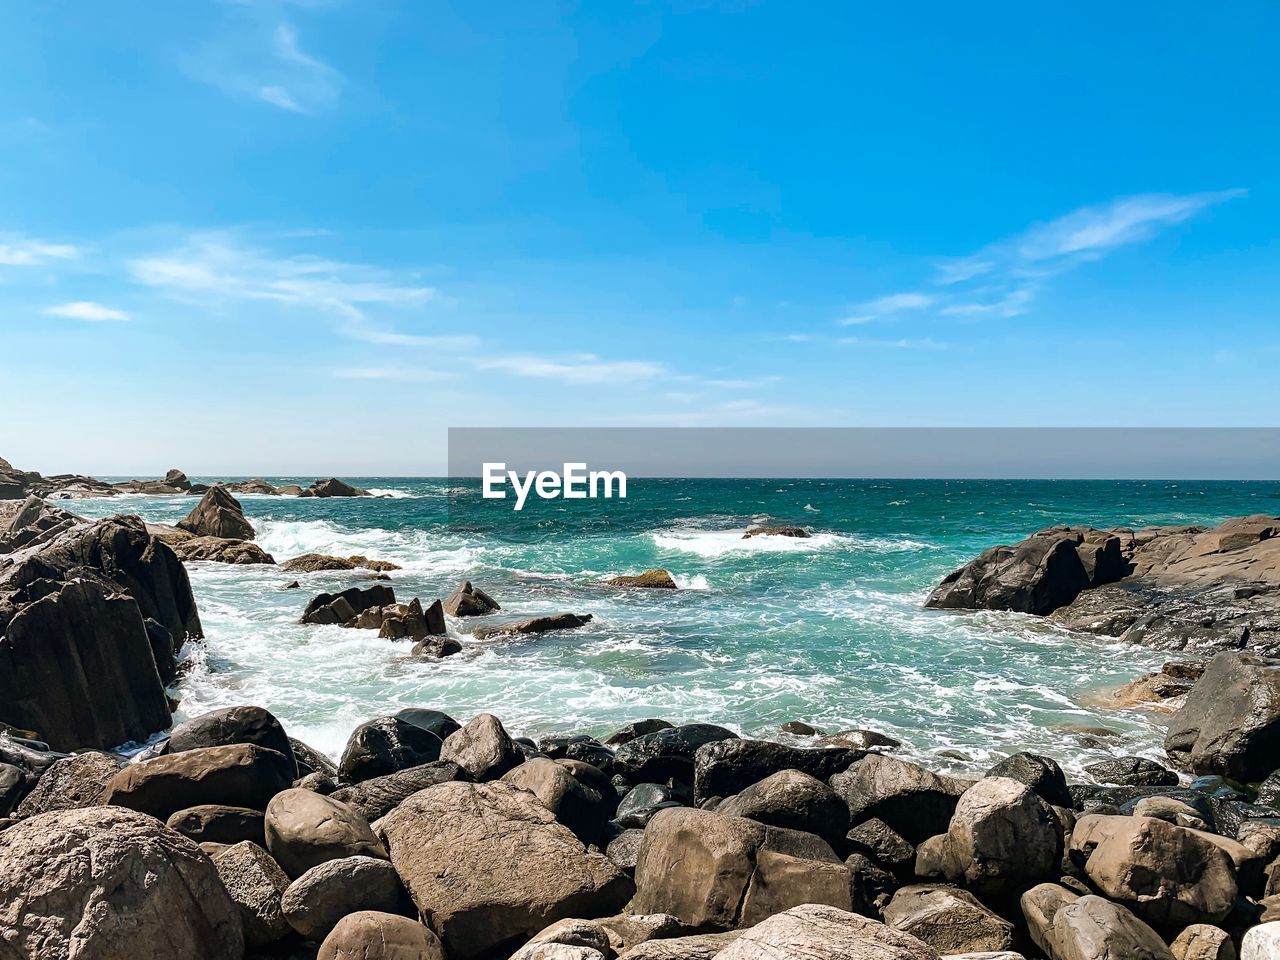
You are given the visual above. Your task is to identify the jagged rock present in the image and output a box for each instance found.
[1069,814,1237,925]
[166,804,265,845]
[472,612,593,639]
[742,526,811,539]
[281,855,413,941]
[223,479,278,495]
[0,496,81,553]
[606,569,678,589]
[614,723,738,797]
[692,737,861,806]
[281,553,401,573]
[376,780,632,959]
[846,817,916,881]
[1084,755,1178,786]
[178,486,255,541]
[171,536,275,564]
[411,635,462,657]
[330,760,467,821]
[715,904,936,959]
[1165,651,1280,782]
[166,705,297,772]
[0,806,243,959]
[14,750,120,815]
[1170,924,1236,960]
[1100,661,1201,710]
[338,715,445,784]
[985,752,1072,808]
[301,478,371,498]
[212,840,291,946]
[1049,895,1173,960]
[317,911,445,960]
[940,777,1061,894]
[715,769,850,849]
[301,584,395,625]
[829,753,972,844]
[443,580,501,616]
[883,884,1014,954]
[102,743,295,820]
[503,756,611,844]
[264,787,387,879]
[604,718,673,746]
[377,597,445,639]
[441,712,523,781]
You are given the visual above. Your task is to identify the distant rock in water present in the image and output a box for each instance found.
[443,581,500,616]
[164,468,191,490]
[178,486,256,541]
[224,478,279,495]
[606,568,678,589]
[743,525,811,539]
[281,554,402,573]
[300,478,371,498]
[300,585,396,626]
[472,612,593,640]
[171,537,276,565]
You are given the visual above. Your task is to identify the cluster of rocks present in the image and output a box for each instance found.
[926,515,1280,655]
[0,454,374,500]
[742,525,811,539]
[3,699,1280,959]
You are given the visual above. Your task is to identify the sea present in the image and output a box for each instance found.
[71,478,1279,776]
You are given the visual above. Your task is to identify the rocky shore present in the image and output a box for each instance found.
[3,488,1280,957]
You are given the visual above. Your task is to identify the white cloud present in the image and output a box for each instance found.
[475,353,666,385]
[940,287,1035,318]
[184,20,342,115]
[45,301,129,322]
[840,336,948,350]
[342,328,480,350]
[702,375,783,389]
[334,367,453,382]
[0,235,77,266]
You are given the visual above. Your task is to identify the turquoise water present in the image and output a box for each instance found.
[73,478,1279,775]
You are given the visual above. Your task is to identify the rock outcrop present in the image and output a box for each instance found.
[443,580,501,616]
[605,569,678,589]
[177,486,256,541]
[301,478,372,498]
[473,612,593,639]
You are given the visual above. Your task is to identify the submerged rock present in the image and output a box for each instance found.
[605,569,678,589]
[473,612,593,639]
[742,525,811,539]
[170,536,275,564]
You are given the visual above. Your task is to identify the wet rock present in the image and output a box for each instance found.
[281,855,413,942]
[1084,755,1179,786]
[780,720,824,736]
[742,525,811,539]
[441,712,523,781]
[1165,651,1280,782]
[691,737,859,805]
[883,884,1014,954]
[612,723,738,796]
[290,737,339,779]
[715,769,850,849]
[166,804,265,845]
[829,753,971,844]
[538,734,616,773]
[212,840,291,946]
[265,787,387,878]
[846,817,916,881]
[606,569,678,589]
[167,705,296,772]
[603,718,673,747]
[178,485,255,541]
[0,805,243,959]
[301,584,396,626]
[330,760,467,822]
[442,580,501,616]
[715,903,936,959]
[376,597,446,640]
[411,635,462,657]
[317,911,445,960]
[14,750,120,816]
[985,752,1072,808]
[376,780,632,959]
[815,728,904,750]
[301,478,372,498]
[338,715,444,784]
[103,743,294,820]
[472,612,593,639]
[615,782,682,828]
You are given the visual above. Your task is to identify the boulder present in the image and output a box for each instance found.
[985,752,1072,808]
[514,918,613,956]
[14,750,120,815]
[166,804,265,845]
[829,753,971,844]
[1069,814,1237,925]
[375,780,632,959]
[302,478,372,498]
[302,584,396,626]
[940,776,1061,894]
[1019,882,1079,956]
[742,526,811,539]
[440,712,524,781]
[1084,755,1179,786]
[264,787,387,878]
[281,855,413,941]
[330,760,467,821]
[472,612,593,639]
[102,743,294,820]
[604,718,673,746]
[178,486,255,541]
[715,904,937,959]
[338,715,444,784]
[318,911,445,959]
[1132,795,1211,830]
[615,782,682,828]
[1049,895,1173,960]
[692,737,861,806]
[443,580,501,616]
[0,805,243,959]
[281,553,359,572]
[606,828,646,873]
[212,840,291,946]
[845,817,916,880]
[166,705,296,772]
[1165,651,1280,782]
[615,724,738,796]
[1170,924,1236,960]
[503,756,611,844]
[619,933,741,958]
[815,728,904,750]
[539,734,616,773]
[605,569,678,589]
[164,469,191,490]
[412,635,463,658]
[715,769,850,848]
[883,884,1014,954]
[170,536,275,564]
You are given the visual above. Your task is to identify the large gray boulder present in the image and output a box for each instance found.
[178,486,255,541]
[264,788,387,878]
[941,777,1062,894]
[0,806,244,959]
[715,903,939,959]
[1165,651,1280,782]
[502,756,610,845]
[375,780,632,959]
[102,743,294,820]
[337,714,443,784]
[829,753,972,843]
[1048,895,1173,960]
[165,705,296,772]
[280,855,413,941]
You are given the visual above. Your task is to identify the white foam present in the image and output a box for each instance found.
[652,528,843,558]
[254,518,476,572]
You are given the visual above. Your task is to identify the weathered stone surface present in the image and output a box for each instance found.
[884,885,1014,954]
[1019,882,1079,956]
[503,756,610,844]
[846,817,916,880]
[985,752,1072,808]
[619,932,741,959]
[443,580,500,616]
[281,855,412,941]
[1170,924,1236,960]
[606,569,678,589]
[1085,755,1180,786]
[329,760,466,821]
[829,753,971,844]
[1241,922,1280,960]
[264,787,387,878]
[941,777,1061,894]
[715,769,849,849]
[441,712,523,781]
[338,715,444,784]
[103,743,294,820]
[170,536,275,564]
[0,496,81,553]
[716,903,938,959]
[1049,895,1173,960]
[0,805,243,959]
[603,718,673,746]
[606,827,646,873]
[166,705,296,771]
[692,737,861,806]
[1165,651,1280,782]
[1069,814,1237,925]
[166,804,265,845]
[472,612,594,639]
[375,781,632,959]
[178,486,255,541]
[317,911,445,960]
[814,728,904,750]
[14,750,120,815]
[212,840,291,946]
[302,584,396,626]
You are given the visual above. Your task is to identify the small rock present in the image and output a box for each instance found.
[472,612,593,639]
[317,911,445,960]
[441,713,523,781]
[605,569,678,589]
[442,580,501,616]
[742,525,811,539]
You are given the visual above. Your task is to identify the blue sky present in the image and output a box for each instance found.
[1,1,1277,474]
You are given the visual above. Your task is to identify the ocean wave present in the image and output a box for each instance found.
[254,518,476,571]
[651,528,845,558]
[366,488,420,499]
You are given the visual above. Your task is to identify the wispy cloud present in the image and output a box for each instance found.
[474,353,666,385]
[342,328,481,350]
[840,336,949,350]
[0,234,77,266]
[45,301,129,322]
[838,292,933,326]
[334,367,454,382]
[701,375,783,389]
[185,20,342,115]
